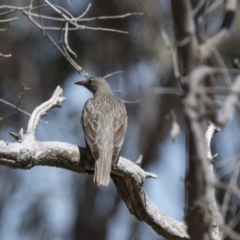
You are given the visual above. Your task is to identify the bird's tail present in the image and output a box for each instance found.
[94,149,112,187]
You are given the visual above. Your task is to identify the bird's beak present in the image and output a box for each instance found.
[75,80,87,86]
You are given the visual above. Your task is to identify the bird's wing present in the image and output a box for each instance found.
[82,99,99,160]
[82,97,113,186]
[112,100,127,164]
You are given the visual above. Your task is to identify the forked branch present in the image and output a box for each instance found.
[0,86,189,240]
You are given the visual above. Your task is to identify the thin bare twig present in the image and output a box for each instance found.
[22,10,88,76]
[20,1,140,76]
[0,52,12,57]
[77,3,91,19]
[161,27,180,79]
[205,0,224,15]
[25,25,128,33]
[25,11,143,22]
[0,99,47,123]
[103,71,125,79]
[192,0,206,17]
[218,74,240,127]
[78,12,144,21]
[152,87,184,96]
[119,98,143,104]
[0,84,29,121]
[0,17,18,22]
[0,9,16,16]
[64,21,77,57]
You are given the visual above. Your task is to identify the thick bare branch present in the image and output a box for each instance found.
[185,66,221,240]
[0,139,189,240]
[0,84,189,240]
[25,86,65,140]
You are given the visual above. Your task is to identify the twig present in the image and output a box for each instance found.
[212,67,240,74]
[0,17,18,22]
[192,0,206,17]
[152,87,184,96]
[161,27,180,79]
[205,0,224,15]
[77,3,91,19]
[25,11,143,22]
[22,10,88,76]
[0,9,16,16]
[0,84,29,121]
[199,0,237,63]
[17,1,142,76]
[215,155,238,180]
[78,12,144,21]
[44,0,128,34]
[64,21,77,57]
[119,98,143,104]
[0,99,47,123]
[36,0,46,36]
[0,52,12,57]
[103,71,125,79]
[217,74,240,127]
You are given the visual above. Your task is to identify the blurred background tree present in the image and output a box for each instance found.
[0,0,240,239]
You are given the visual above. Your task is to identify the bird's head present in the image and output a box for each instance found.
[75,76,112,95]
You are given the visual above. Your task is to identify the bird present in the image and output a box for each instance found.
[75,76,127,186]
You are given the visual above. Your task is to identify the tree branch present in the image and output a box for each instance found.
[184,66,221,240]
[0,86,189,240]
[199,0,237,61]
[171,0,199,76]
[0,140,189,239]
[25,86,65,140]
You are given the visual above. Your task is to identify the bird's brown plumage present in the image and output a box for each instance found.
[75,77,127,186]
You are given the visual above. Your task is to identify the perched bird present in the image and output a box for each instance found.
[75,77,127,186]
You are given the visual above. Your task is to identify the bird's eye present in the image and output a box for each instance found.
[88,80,92,84]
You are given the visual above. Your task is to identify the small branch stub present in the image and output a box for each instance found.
[9,128,24,142]
[135,154,143,166]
